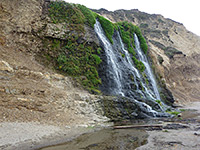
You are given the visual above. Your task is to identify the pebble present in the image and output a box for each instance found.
[65,126,71,129]
[194,132,200,136]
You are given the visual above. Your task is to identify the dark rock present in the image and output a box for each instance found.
[166,141,183,146]
[101,96,170,121]
[160,86,175,106]
[194,132,200,136]
[163,123,189,130]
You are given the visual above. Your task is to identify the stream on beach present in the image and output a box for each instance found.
[39,119,164,150]
[39,104,200,150]
[40,128,148,150]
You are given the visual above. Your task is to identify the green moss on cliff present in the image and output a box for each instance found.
[45,36,102,92]
[97,15,115,44]
[117,21,148,54]
[116,21,146,72]
[46,1,149,92]
[132,56,145,72]
[49,1,96,28]
[117,21,136,55]
[48,2,84,24]
[47,1,102,92]
[77,4,96,27]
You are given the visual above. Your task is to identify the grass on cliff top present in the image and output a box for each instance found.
[49,1,96,28]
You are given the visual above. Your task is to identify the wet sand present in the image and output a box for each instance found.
[137,102,200,150]
[40,129,148,150]
[39,102,200,150]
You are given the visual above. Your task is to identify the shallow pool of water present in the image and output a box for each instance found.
[40,128,148,150]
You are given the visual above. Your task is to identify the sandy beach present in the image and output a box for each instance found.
[1,102,199,150]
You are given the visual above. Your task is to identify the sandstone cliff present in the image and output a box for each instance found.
[0,0,107,126]
[94,9,200,104]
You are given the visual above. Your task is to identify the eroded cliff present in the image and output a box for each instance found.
[0,0,108,126]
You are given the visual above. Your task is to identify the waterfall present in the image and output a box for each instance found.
[117,32,140,78]
[94,20,124,96]
[94,20,160,100]
[134,34,161,100]
[117,31,156,100]
[94,20,167,118]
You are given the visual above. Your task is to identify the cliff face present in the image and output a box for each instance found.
[0,0,107,125]
[0,0,199,126]
[94,9,200,104]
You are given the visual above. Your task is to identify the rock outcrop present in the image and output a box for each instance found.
[94,9,200,104]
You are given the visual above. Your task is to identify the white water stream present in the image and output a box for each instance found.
[134,34,161,100]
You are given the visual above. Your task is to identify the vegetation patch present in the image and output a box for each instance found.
[135,29,148,54]
[164,47,183,58]
[117,21,136,56]
[179,109,186,112]
[120,53,125,58]
[140,23,149,28]
[132,56,145,72]
[155,100,161,105]
[49,1,96,28]
[46,1,103,92]
[142,73,149,85]
[144,29,162,39]
[149,40,165,50]
[115,21,147,72]
[49,1,84,24]
[117,21,148,54]
[166,110,180,116]
[97,15,115,44]
[77,4,96,27]
[46,1,149,93]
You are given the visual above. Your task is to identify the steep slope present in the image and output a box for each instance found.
[94,9,200,104]
[0,0,107,126]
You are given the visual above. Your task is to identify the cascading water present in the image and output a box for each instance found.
[94,20,168,118]
[94,20,124,96]
[134,33,161,100]
[116,31,156,100]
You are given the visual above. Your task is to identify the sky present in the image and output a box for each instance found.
[65,0,200,36]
